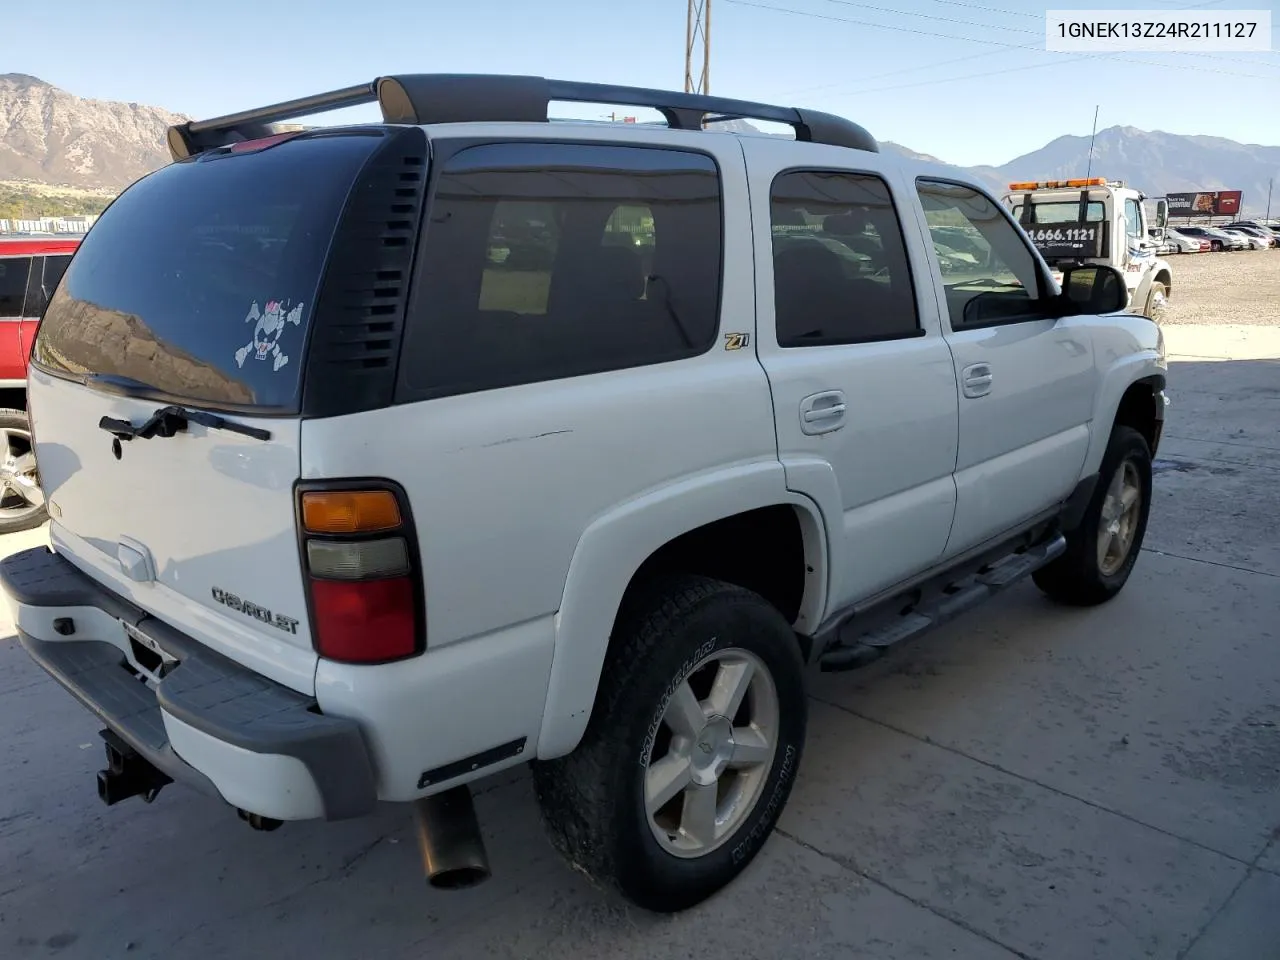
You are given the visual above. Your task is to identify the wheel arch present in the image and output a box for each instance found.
[536,462,829,759]
[1085,370,1166,477]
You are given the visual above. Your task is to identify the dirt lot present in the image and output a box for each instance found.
[1,255,1277,960]
[1163,248,1280,326]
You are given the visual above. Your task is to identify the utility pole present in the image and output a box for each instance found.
[685,0,711,95]
[1267,177,1273,221]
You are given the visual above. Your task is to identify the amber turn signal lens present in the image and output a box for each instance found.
[302,490,402,534]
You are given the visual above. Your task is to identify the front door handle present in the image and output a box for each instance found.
[799,390,847,435]
[961,363,993,399]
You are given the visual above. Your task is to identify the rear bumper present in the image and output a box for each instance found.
[1,547,376,821]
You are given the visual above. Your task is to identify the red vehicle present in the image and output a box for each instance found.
[0,236,80,532]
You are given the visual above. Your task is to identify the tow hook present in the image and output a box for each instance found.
[96,730,172,806]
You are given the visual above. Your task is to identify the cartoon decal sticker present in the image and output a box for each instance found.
[235,299,305,372]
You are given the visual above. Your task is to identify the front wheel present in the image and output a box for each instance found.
[1034,425,1152,606]
[1143,282,1168,323]
[533,575,807,912]
[0,408,47,535]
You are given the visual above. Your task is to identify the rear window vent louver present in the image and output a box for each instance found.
[303,127,429,417]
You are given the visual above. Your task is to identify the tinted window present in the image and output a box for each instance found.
[399,142,722,398]
[0,256,31,319]
[770,171,918,346]
[917,180,1044,329]
[33,134,384,411]
[43,255,72,297]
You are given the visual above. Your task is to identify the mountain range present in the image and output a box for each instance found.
[3,74,1277,216]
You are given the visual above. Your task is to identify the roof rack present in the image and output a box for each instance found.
[166,74,879,160]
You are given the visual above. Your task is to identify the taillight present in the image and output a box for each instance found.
[299,485,423,664]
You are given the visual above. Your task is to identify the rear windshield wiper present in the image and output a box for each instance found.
[99,405,271,443]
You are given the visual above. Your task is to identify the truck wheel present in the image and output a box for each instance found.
[1210,240,1223,252]
[0,408,47,535]
[1033,425,1152,606]
[1143,282,1168,323]
[533,575,806,912]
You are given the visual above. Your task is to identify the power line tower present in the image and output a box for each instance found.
[685,0,711,95]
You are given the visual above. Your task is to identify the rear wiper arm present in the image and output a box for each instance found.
[98,405,271,443]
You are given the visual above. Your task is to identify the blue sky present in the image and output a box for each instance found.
[6,0,1279,166]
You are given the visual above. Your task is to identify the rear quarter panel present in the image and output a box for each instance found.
[0,317,25,384]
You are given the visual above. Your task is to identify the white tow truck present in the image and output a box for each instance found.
[1003,177,1172,322]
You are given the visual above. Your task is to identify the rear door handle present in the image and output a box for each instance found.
[799,390,847,435]
[961,363,993,399]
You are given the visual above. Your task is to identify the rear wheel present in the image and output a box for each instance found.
[533,575,807,912]
[1034,425,1151,606]
[1211,240,1223,252]
[0,408,46,535]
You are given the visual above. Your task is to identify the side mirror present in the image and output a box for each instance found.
[1156,199,1169,230]
[1058,263,1128,316]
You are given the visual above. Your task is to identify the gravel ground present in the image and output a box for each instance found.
[1162,248,1280,325]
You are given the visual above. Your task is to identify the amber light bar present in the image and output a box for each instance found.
[1009,177,1109,191]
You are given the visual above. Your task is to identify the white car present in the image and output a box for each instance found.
[1222,229,1269,251]
[1163,228,1207,254]
[0,72,1169,913]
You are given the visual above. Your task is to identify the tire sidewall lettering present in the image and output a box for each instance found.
[638,635,718,766]
[731,742,797,865]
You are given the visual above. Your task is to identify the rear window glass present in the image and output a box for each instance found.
[397,142,722,399]
[1011,201,1105,223]
[33,134,383,412]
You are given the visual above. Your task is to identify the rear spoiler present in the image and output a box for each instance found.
[165,73,881,161]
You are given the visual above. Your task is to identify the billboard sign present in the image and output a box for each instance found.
[1166,190,1243,218]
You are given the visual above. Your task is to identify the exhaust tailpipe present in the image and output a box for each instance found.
[412,786,491,890]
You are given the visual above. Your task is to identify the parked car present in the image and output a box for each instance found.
[1225,219,1277,233]
[1222,229,1269,251]
[1173,225,1246,252]
[0,236,79,533]
[1161,228,1207,254]
[0,73,1168,913]
[1224,224,1278,248]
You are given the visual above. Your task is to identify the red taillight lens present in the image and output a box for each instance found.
[310,577,416,663]
[299,484,423,664]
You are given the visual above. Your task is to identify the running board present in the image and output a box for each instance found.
[818,533,1067,673]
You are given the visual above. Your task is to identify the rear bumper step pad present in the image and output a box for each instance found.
[1,547,376,819]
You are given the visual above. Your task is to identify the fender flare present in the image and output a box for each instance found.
[535,460,829,759]
[1083,359,1166,477]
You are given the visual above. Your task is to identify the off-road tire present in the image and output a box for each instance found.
[532,575,807,912]
[0,407,47,535]
[1033,425,1152,606]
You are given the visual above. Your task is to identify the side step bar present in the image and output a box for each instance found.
[818,533,1067,673]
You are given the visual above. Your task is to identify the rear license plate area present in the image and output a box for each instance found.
[122,622,179,683]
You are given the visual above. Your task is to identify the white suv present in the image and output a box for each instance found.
[1,74,1168,912]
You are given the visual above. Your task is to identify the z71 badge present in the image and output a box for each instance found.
[211,587,300,635]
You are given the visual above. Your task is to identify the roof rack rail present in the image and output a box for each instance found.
[166,74,879,160]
